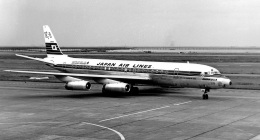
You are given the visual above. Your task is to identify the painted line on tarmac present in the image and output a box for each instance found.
[80,122,125,140]
[250,134,260,140]
[99,101,192,122]
[99,105,170,122]
[0,122,62,125]
[173,101,192,105]
[0,121,125,140]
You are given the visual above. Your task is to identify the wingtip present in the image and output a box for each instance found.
[15,54,28,58]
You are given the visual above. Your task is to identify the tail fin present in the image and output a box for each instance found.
[43,25,63,55]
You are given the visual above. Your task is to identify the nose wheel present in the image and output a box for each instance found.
[202,93,208,99]
[201,88,210,100]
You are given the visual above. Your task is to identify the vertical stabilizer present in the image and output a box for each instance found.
[43,25,63,55]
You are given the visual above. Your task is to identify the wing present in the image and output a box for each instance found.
[4,70,150,81]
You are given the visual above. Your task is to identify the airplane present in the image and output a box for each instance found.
[5,25,232,100]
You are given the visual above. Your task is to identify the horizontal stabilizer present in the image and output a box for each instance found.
[15,54,53,63]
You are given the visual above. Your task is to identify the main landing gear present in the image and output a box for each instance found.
[201,88,210,100]
[130,87,139,95]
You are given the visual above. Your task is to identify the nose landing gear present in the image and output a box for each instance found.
[201,88,210,100]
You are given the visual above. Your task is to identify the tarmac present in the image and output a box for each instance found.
[0,81,260,140]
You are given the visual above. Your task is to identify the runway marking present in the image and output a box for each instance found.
[0,121,125,140]
[0,122,63,125]
[99,101,191,122]
[174,101,192,105]
[250,134,260,140]
[80,122,125,140]
[99,105,170,122]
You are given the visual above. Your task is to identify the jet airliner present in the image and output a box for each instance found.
[5,25,232,99]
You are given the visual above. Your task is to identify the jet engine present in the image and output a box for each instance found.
[65,81,91,90]
[102,83,131,93]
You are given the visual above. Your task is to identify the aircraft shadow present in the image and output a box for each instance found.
[9,87,183,100]
[9,87,228,101]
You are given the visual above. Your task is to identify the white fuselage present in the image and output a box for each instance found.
[46,55,231,89]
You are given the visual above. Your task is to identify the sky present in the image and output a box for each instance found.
[1,0,260,47]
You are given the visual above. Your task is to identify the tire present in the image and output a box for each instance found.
[205,94,209,99]
[131,87,139,95]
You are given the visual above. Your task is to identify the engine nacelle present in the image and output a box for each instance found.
[65,81,91,90]
[102,83,131,93]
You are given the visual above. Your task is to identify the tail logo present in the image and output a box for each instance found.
[44,31,52,39]
[43,25,63,55]
[51,45,57,50]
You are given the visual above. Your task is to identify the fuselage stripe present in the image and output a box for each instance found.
[53,64,202,76]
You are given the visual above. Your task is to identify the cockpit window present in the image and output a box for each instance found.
[202,69,222,77]
[212,71,221,75]
[204,71,220,75]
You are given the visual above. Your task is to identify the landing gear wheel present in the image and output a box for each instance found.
[102,87,106,94]
[130,87,139,95]
[202,94,209,100]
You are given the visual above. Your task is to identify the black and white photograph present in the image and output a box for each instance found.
[1,0,260,139]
